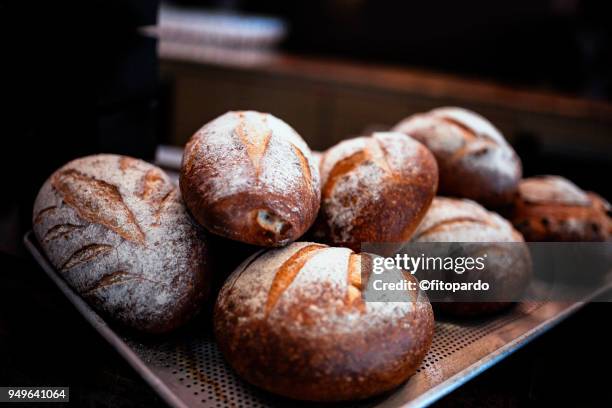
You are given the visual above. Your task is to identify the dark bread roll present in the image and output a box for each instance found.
[314,132,438,253]
[412,197,531,317]
[33,154,210,333]
[509,175,612,242]
[393,107,521,207]
[180,111,320,247]
[214,242,434,401]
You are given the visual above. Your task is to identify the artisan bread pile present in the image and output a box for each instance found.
[33,108,611,401]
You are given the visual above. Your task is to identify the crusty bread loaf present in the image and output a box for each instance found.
[214,242,434,401]
[393,107,521,207]
[33,154,210,333]
[412,197,531,317]
[313,132,438,252]
[180,111,320,247]
[413,197,524,243]
[509,175,612,241]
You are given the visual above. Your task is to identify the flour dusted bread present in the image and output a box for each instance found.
[413,197,524,243]
[180,111,320,247]
[412,197,531,317]
[314,132,438,252]
[214,242,434,401]
[393,107,521,207]
[509,175,612,241]
[33,155,209,333]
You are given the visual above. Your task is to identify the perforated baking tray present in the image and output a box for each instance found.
[23,232,610,408]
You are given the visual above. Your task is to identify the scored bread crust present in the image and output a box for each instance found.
[33,154,209,333]
[413,197,524,243]
[214,242,434,401]
[393,107,521,207]
[180,111,320,247]
[412,197,531,317]
[510,175,612,241]
[314,132,438,252]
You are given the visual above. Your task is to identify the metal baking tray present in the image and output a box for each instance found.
[24,231,611,408]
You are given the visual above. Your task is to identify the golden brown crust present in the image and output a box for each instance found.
[315,132,438,253]
[214,242,435,401]
[52,169,146,244]
[509,176,611,241]
[180,111,320,247]
[393,107,521,207]
[264,243,325,314]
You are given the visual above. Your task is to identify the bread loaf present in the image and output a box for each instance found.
[214,242,434,401]
[412,197,531,317]
[180,111,320,247]
[33,154,210,333]
[509,175,611,241]
[393,107,521,207]
[313,132,438,252]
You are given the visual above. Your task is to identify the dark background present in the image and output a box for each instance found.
[1,1,611,406]
[242,0,612,100]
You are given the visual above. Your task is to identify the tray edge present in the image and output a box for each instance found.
[23,231,189,408]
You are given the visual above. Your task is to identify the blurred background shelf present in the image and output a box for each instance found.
[156,41,612,202]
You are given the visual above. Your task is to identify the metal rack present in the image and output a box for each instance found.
[24,232,608,408]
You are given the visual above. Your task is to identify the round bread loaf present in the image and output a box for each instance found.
[214,242,434,401]
[393,107,521,207]
[180,111,320,247]
[509,175,611,241]
[411,197,531,317]
[33,154,210,333]
[313,132,438,253]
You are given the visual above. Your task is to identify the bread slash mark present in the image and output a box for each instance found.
[84,270,132,294]
[346,253,365,311]
[323,150,368,197]
[265,244,325,315]
[119,157,138,172]
[152,188,176,226]
[43,223,84,242]
[414,217,493,240]
[139,168,167,201]
[235,112,272,176]
[61,243,113,271]
[440,116,500,148]
[367,137,393,175]
[291,144,313,192]
[33,206,57,224]
[52,169,145,244]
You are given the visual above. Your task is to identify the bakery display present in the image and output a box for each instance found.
[28,105,610,402]
[509,175,612,241]
[214,242,434,401]
[314,132,438,252]
[393,107,521,207]
[32,154,210,333]
[180,111,320,247]
[411,197,532,317]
